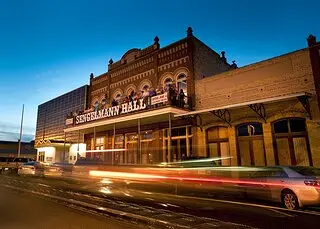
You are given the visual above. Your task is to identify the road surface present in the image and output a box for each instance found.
[0,185,141,229]
[1,175,319,229]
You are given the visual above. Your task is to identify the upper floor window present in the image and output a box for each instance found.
[115,94,121,102]
[142,85,149,92]
[177,74,187,95]
[164,78,173,86]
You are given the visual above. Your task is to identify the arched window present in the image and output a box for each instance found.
[164,77,173,86]
[127,88,134,96]
[177,74,187,94]
[206,126,230,165]
[236,122,266,166]
[142,85,149,92]
[272,118,312,166]
[115,94,121,102]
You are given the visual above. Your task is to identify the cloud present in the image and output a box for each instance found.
[0,131,34,142]
[0,121,35,135]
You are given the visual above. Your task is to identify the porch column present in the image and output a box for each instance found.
[63,132,66,162]
[77,130,80,160]
[262,123,275,165]
[112,123,115,165]
[186,126,190,157]
[168,113,172,162]
[228,127,238,166]
[137,118,141,164]
[93,126,96,159]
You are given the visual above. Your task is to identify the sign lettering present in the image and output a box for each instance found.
[74,99,146,125]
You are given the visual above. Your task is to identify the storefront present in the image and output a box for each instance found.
[61,30,320,166]
[64,94,191,164]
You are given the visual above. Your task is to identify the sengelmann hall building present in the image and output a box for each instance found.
[35,28,320,167]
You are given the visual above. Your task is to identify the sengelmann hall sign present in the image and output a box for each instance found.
[75,99,146,125]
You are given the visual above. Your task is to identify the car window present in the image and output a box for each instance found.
[7,158,15,162]
[289,166,320,176]
[14,158,29,162]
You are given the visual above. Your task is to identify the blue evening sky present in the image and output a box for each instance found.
[0,0,319,141]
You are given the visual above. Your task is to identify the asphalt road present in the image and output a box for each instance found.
[1,175,319,229]
[0,186,139,229]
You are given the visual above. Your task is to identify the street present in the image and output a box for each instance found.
[0,185,139,229]
[0,175,319,229]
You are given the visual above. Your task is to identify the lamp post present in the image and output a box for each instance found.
[17,104,24,158]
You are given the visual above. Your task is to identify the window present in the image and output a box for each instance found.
[142,85,149,92]
[272,118,311,166]
[126,133,138,141]
[237,123,263,136]
[115,94,121,102]
[207,126,230,166]
[171,127,187,137]
[38,152,45,162]
[237,123,265,166]
[127,88,134,96]
[289,166,320,176]
[96,137,104,145]
[95,137,105,152]
[141,131,153,140]
[164,78,173,86]
[177,74,187,94]
[274,120,288,133]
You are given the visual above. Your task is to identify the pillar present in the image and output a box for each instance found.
[228,126,238,166]
[263,123,276,165]
[306,120,320,167]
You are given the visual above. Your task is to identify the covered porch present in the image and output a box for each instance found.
[64,106,190,164]
[174,92,315,166]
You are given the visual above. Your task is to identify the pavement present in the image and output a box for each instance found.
[0,186,138,229]
[1,174,320,229]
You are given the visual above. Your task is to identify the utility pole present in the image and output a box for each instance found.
[17,104,24,158]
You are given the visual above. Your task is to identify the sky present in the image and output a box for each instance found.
[0,0,319,142]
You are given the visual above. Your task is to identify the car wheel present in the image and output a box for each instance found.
[282,190,299,210]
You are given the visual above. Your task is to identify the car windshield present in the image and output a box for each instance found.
[23,162,36,166]
[289,166,320,177]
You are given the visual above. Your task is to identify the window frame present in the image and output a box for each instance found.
[272,118,312,166]
[236,122,266,166]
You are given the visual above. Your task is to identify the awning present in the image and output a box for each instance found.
[35,139,71,148]
[64,107,186,133]
[174,92,311,118]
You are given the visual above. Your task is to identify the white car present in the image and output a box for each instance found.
[18,161,45,176]
[245,166,320,210]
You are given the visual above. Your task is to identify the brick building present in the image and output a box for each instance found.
[52,28,319,167]
[177,34,320,167]
[64,27,233,164]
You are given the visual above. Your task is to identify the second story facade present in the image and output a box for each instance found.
[86,27,233,114]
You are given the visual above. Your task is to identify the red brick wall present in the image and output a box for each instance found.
[193,37,231,80]
[195,48,316,110]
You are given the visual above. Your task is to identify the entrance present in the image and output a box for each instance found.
[126,142,137,164]
[172,139,187,161]
[237,123,266,166]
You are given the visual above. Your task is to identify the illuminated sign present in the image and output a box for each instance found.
[65,118,74,126]
[75,99,146,125]
[151,93,168,105]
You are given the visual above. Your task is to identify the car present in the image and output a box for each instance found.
[44,162,73,177]
[18,161,45,176]
[243,166,320,210]
[0,157,34,174]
